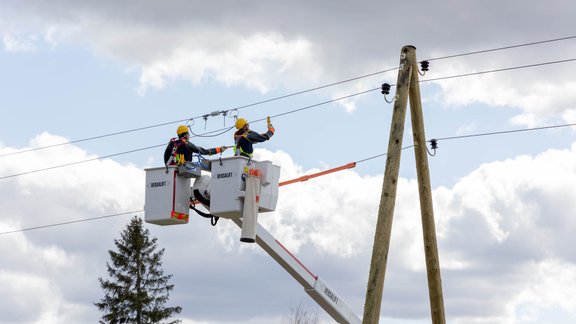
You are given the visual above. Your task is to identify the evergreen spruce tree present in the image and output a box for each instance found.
[95,216,182,323]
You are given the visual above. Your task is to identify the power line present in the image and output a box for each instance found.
[253,87,381,123]
[420,58,576,83]
[0,146,420,236]
[0,87,380,181]
[3,44,576,178]
[4,34,575,159]
[0,120,190,158]
[355,145,416,164]
[0,210,143,236]
[0,144,165,181]
[3,120,576,235]
[424,35,576,62]
[231,68,397,111]
[432,122,576,142]
[3,60,576,182]
[0,68,398,159]
[5,55,576,181]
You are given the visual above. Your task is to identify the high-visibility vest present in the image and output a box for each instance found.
[233,132,253,158]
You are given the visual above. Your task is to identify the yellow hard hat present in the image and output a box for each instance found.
[235,118,248,129]
[176,125,189,135]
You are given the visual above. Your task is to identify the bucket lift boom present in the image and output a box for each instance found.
[231,218,361,324]
[144,157,361,323]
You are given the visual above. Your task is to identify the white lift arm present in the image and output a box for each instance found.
[231,218,362,324]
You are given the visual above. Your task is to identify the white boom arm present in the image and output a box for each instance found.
[231,218,362,324]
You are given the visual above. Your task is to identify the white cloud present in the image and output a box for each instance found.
[2,33,38,52]
[2,1,576,318]
[0,133,144,323]
[136,32,319,95]
[432,144,576,323]
[430,54,576,126]
[4,0,575,120]
[4,135,576,322]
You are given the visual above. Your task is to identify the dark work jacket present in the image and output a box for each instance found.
[164,138,218,165]
[234,129,274,157]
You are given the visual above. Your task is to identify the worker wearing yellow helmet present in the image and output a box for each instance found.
[164,125,228,166]
[233,117,275,158]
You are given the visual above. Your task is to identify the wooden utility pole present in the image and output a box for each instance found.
[362,45,414,324]
[362,45,446,324]
[408,47,446,324]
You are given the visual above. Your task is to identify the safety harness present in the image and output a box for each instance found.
[233,132,253,158]
[165,137,185,167]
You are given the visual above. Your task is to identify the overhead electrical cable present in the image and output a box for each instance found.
[4,34,575,158]
[0,87,379,180]
[1,146,421,236]
[4,113,576,235]
[0,68,398,158]
[0,210,143,236]
[424,35,576,62]
[5,36,576,235]
[420,58,576,83]
[0,120,191,158]
[3,55,576,180]
[3,71,576,182]
[230,68,398,111]
[432,122,576,142]
[253,87,381,123]
[0,144,165,180]
[4,53,576,182]
[5,114,576,234]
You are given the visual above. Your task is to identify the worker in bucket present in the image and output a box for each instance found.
[164,125,227,166]
[233,117,275,158]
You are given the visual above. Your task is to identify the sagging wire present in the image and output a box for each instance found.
[188,116,236,138]
[186,118,235,138]
[188,126,235,138]
[426,139,438,156]
[5,34,576,160]
[229,109,239,123]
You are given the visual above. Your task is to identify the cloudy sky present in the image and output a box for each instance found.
[1,1,576,323]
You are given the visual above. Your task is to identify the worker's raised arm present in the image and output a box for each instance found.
[246,119,275,143]
[246,129,273,143]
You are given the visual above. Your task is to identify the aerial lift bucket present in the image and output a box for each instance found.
[144,166,192,225]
